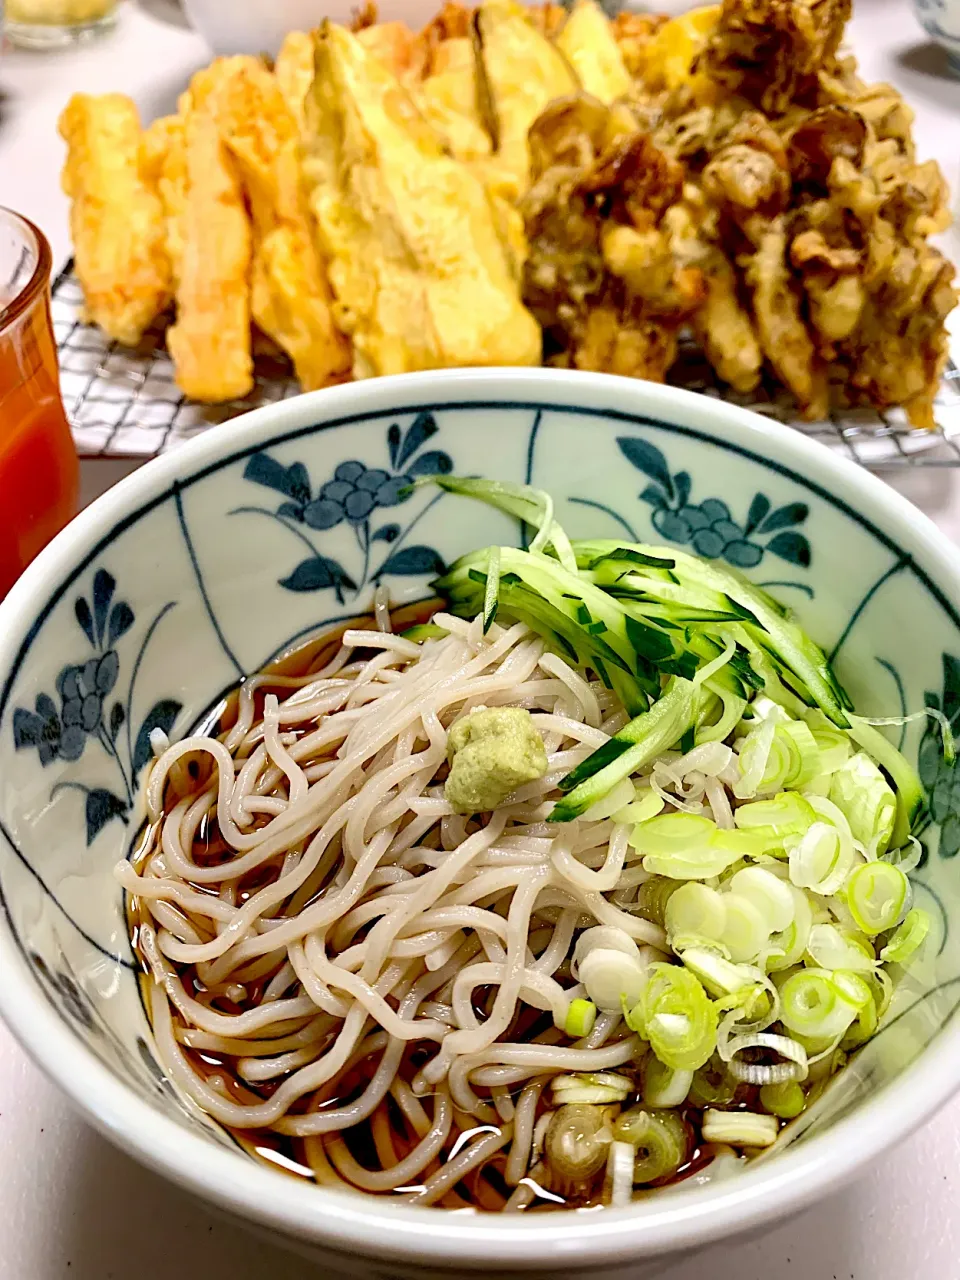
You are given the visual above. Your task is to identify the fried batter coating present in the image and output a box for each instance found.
[301,23,540,378]
[610,10,666,79]
[274,31,315,127]
[142,113,188,287]
[555,0,632,106]
[166,63,254,403]
[522,95,702,382]
[417,35,494,161]
[59,94,171,345]
[474,0,579,195]
[700,0,851,113]
[217,59,350,392]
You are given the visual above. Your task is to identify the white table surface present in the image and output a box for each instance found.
[2,2,960,1277]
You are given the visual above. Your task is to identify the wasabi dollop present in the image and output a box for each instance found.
[444,706,548,814]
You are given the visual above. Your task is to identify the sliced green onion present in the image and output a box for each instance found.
[723,1031,809,1084]
[642,1056,693,1107]
[830,971,877,1046]
[718,893,771,964]
[828,752,897,855]
[805,923,876,972]
[728,867,795,933]
[735,792,816,838]
[613,1108,690,1184]
[552,1071,632,1105]
[665,883,727,943]
[765,885,814,971]
[701,1109,779,1148]
[741,719,820,795]
[803,709,852,775]
[580,776,637,822]
[633,876,680,926]
[880,907,931,964]
[605,1139,636,1207]
[734,716,777,798]
[845,861,910,936]
[696,688,749,745]
[564,998,598,1038]
[546,1104,614,1184]
[624,964,718,1071]
[779,969,861,1040]
[632,812,768,880]
[679,946,761,1000]
[574,927,648,1013]
[759,1080,806,1119]
[788,820,856,895]
[612,790,665,825]
[689,1059,738,1107]
[580,947,648,1013]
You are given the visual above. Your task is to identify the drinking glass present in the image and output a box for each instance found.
[4,0,119,49]
[0,210,79,598]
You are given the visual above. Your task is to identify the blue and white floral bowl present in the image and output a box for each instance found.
[2,368,960,1278]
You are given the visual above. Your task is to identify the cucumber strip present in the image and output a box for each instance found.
[550,679,699,822]
[431,475,578,572]
[400,623,449,642]
[578,540,849,726]
[483,545,500,633]
[846,716,928,846]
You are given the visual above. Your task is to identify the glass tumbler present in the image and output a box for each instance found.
[4,0,119,49]
[0,210,80,599]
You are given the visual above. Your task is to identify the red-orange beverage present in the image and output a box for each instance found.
[0,210,79,598]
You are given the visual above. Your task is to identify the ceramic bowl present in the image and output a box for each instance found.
[2,368,960,1278]
[913,0,960,73]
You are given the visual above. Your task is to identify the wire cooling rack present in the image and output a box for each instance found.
[52,261,960,470]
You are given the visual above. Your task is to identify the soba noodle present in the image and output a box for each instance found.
[122,609,685,1207]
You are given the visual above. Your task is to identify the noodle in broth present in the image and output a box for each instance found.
[126,606,711,1208]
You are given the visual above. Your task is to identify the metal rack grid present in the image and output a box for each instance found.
[52,261,960,469]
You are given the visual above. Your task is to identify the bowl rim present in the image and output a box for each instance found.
[2,365,960,1268]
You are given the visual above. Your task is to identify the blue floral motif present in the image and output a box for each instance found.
[919,654,960,859]
[12,569,180,845]
[616,436,812,570]
[236,412,451,601]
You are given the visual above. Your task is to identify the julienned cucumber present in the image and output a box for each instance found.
[550,679,699,822]
[426,475,876,823]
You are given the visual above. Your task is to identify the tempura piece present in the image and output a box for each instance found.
[301,23,540,378]
[610,10,666,80]
[417,36,493,160]
[555,0,632,106]
[525,3,567,38]
[59,94,171,345]
[664,199,762,392]
[701,0,851,113]
[474,0,579,195]
[166,68,253,403]
[274,30,315,127]
[746,219,827,417]
[638,5,720,96]
[356,20,429,84]
[522,95,702,382]
[217,59,350,391]
[141,114,188,287]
